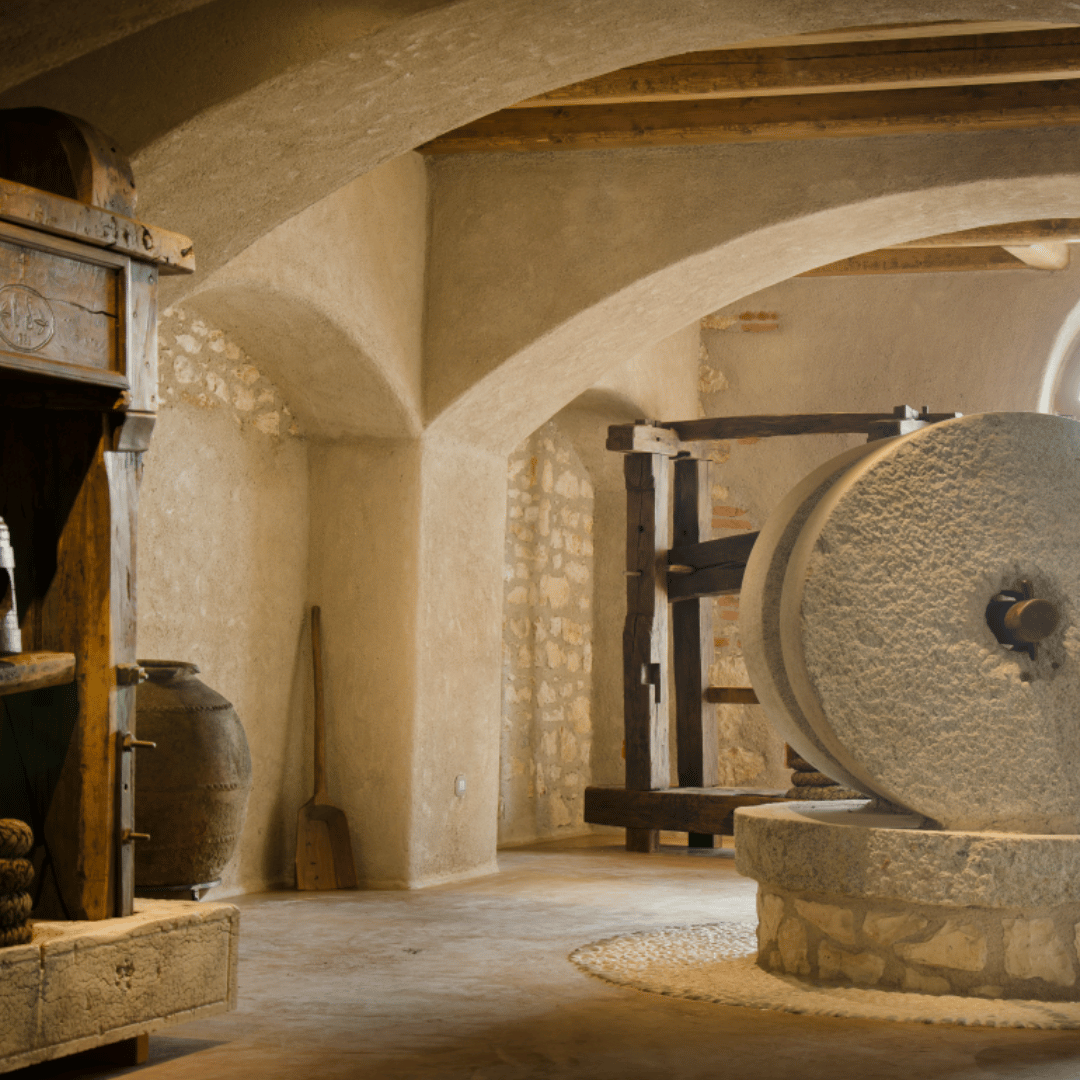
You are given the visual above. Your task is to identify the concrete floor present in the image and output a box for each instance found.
[17,834,1080,1080]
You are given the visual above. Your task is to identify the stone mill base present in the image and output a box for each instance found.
[735,801,1080,1001]
[0,898,238,1074]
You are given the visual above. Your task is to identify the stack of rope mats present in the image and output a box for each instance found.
[785,746,861,800]
[0,818,33,946]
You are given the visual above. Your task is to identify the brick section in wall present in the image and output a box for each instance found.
[699,306,789,790]
[499,422,595,846]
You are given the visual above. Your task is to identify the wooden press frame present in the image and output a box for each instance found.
[583,407,958,851]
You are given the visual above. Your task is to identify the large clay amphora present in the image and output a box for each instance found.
[133,661,252,891]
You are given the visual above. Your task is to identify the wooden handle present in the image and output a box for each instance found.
[311,605,326,796]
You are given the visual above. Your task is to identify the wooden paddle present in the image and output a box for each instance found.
[295,606,358,890]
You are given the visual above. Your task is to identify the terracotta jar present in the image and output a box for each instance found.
[133,661,252,891]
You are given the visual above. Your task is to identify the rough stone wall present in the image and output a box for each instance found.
[138,306,309,896]
[499,421,595,846]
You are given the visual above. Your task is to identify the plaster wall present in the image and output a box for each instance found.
[138,307,309,897]
[306,439,421,889]
[185,153,428,440]
[698,258,1080,790]
[424,132,1080,454]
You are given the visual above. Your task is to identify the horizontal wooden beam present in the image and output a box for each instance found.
[420,79,1080,154]
[0,651,76,696]
[514,28,1080,107]
[0,178,195,274]
[891,218,1080,247]
[660,411,958,442]
[667,563,746,601]
[605,423,681,456]
[669,533,759,572]
[799,246,1047,276]
[705,687,760,705]
[584,784,791,832]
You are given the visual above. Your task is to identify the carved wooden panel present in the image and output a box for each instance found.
[0,221,128,389]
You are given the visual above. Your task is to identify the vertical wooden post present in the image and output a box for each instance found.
[41,430,119,920]
[623,453,670,851]
[672,458,718,848]
[108,450,140,916]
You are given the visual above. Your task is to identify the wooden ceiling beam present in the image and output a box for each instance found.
[512,28,1080,107]
[798,247,1053,276]
[890,219,1080,247]
[420,80,1080,154]
[728,22,1076,49]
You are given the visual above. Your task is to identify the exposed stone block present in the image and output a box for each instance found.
[0,900,238,1074]
[757,892,784,947]
[895,921,987,972]
[777,918,809,976]
[1003,918,1075,987]
[863,911,928,946]
[794,899,855,945]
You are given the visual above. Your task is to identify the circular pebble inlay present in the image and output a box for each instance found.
[570,922,1080,1028]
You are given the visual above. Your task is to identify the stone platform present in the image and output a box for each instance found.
[736,801,1080,1001]
[0,898,239,1073]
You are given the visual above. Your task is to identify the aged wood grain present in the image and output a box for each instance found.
[890,218,1080,248]
[40,428,118,921]
[704,687,760,705]
[623,453,669,794]
[106,449,140,916]
[662,412,959,442]
[124,260,158,418]
[0,179,194,275]
[0,651,75,695]
[672,459,718,789]
[669,532,759,572]
[800,246,1041,276]
[666,563,746,601]
[584,785,793,832]
[516,28,1080,106]
[605,423,681,456]
[422,80,1080,153]
[0,235,119,373]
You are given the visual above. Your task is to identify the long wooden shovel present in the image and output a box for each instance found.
[295,606,358,890]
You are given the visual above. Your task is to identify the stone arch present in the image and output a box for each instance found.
[184,283,420,440]
[7,2,1074,292]
[425,141,1080,454]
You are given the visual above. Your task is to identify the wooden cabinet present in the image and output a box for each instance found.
[0,109,193,920]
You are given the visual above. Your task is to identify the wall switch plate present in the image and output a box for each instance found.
[455,775,467,797]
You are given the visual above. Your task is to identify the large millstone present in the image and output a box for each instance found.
[763,412,1080,833]
[741,441,886,797]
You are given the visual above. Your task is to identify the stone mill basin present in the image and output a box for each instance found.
[735,800,1080,1002]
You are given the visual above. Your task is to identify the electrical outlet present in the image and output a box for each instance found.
[455,775,467,798]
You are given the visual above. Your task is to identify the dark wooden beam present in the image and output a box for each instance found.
[514,28,1080,107]
[584,785,792,833]
[623,454,670,793]
[420,79,1080,154]
[671,459,718,788]
[799,246,1044,276]
[705,687,760,705]
[891,218,1080,247]
[669,532,759,571]
[659,412,958,442]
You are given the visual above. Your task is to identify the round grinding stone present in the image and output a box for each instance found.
[780,412,1080,833]
[741,441,886,796]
